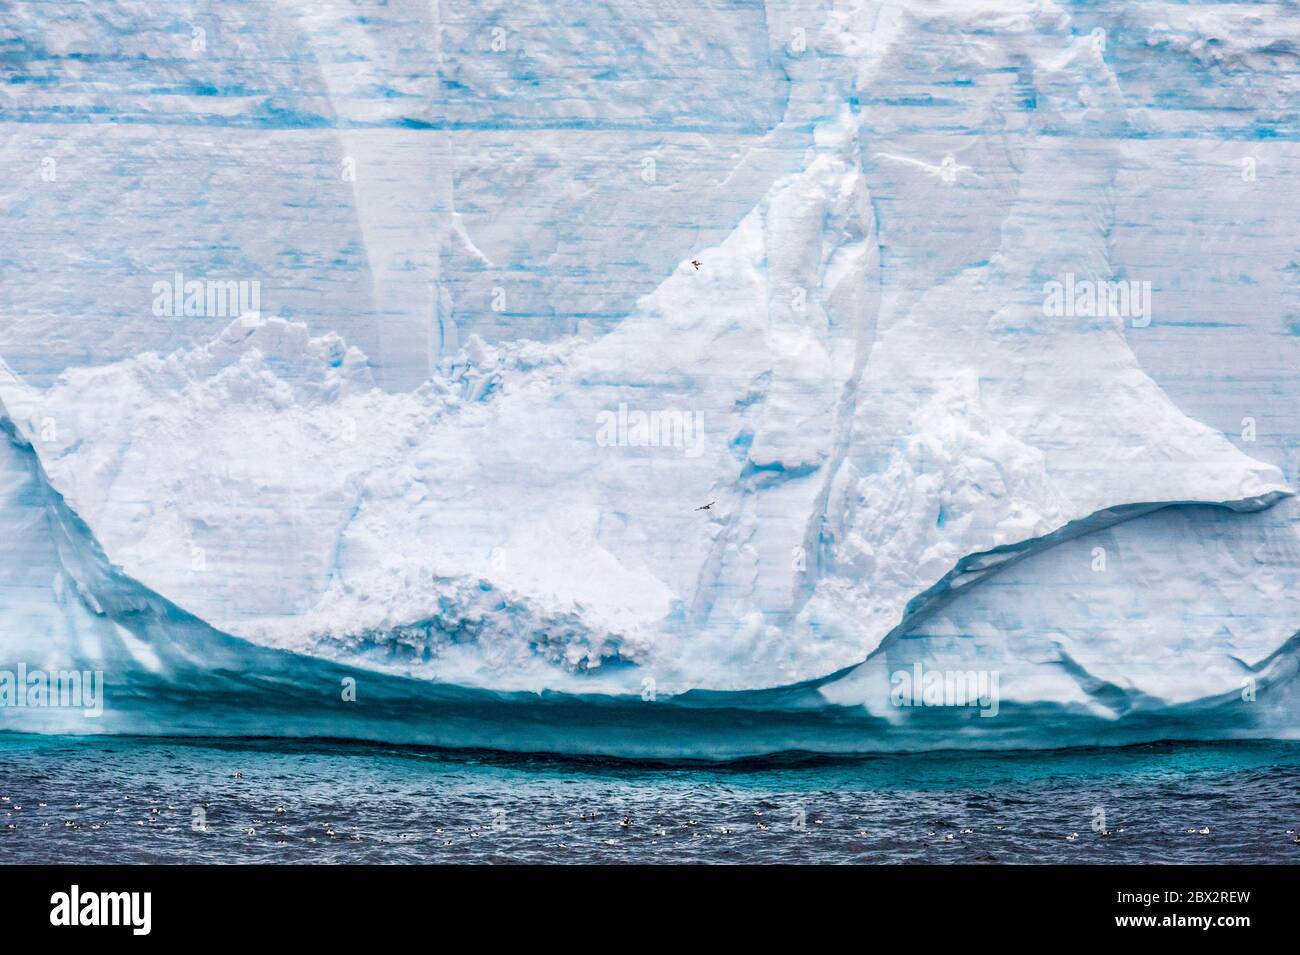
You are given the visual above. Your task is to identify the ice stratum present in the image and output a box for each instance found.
[2,0,1300,757]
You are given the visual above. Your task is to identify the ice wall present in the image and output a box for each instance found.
[2,0,1300,752]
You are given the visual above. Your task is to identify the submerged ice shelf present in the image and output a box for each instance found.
[2,0,1300,755]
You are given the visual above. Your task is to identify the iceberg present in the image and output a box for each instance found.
[2,0,1299,756]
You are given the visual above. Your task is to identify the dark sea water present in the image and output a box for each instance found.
[0,734,1298,864]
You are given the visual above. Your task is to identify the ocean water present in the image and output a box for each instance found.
[0,734,1297,864]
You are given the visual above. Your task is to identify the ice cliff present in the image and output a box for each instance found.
[2,0,1299,755]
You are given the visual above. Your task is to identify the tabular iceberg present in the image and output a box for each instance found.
[2,0,1299,757]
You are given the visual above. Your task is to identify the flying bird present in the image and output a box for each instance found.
[871,152,982,184]
[691,260,701,270]
[695,501,714,511]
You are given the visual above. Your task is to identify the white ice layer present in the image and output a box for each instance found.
[0,102,1287,694]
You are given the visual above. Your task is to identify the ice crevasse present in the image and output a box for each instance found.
[1,0,1299,755]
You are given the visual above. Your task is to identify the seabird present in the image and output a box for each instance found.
[871,151,982,184]
[695,501,715,511]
